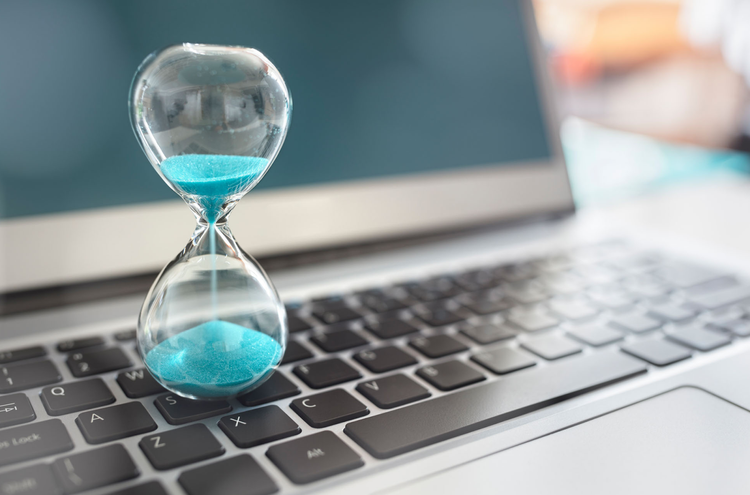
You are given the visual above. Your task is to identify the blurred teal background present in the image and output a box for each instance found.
[563,118,750,207]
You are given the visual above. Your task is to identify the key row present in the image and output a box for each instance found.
[0,407,363,491]
[0,347,133,395]
[1,314,743,422]
[285,299,740,361]
[0,425,359,493]
[6,316,739,433]
[0,330,137,367]
[0,289,735,394]
[285,255,722,330]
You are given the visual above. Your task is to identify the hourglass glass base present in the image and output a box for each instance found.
[144,320,283,399]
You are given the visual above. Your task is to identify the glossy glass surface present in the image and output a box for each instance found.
[132,44,291,399]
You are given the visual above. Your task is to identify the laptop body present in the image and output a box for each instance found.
[3,1,750,494]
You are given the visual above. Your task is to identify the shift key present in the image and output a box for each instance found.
[0,419,73,467]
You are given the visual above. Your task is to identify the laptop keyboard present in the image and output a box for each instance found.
[1,241,750,493]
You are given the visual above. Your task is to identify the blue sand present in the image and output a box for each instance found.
[145,320,282,398]
[160,154,268,221]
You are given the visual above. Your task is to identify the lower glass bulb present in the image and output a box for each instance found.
[137,221,287,400]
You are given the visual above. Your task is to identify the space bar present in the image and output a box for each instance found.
[344,352,647,459]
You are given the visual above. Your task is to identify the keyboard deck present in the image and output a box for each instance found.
[1,241,749,494]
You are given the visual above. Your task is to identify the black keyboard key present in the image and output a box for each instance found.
[0,419,73,467]
[219,405,300,448]
[116,368,165,398]
[609,313,661,333]
[575,264,622,285]
[587,289,635,311]
[356,374,430,409]
[459,291,514,315]
[504,280,548,304]
[610,252,661,271]
[685,276,739,296]
[406,277,463,302]
[51,444,138,494]
[140,423,224,470]
[494,262,537,282]
[666,326,731,351]
[344,351,647,459]
[291,389,368,427]
[0,346,46,364]
[454,269,498,292]
[568,325,624,347]
[287,315,312,333]
[310,296,346,306]
[113,330,136,342]
[365,318,420,339]
[655,263,725,288]
[353,346,417,373]
[41,379,115,416]
[105,481,168,495]
[0,393,35,428]
[267,431,364,485]
[409,334,468,359]
[647,304,697,322]
[154,394,231,425]
[67,348,131,378]
[415,306,464,327]
[237,371,300,407]
[416,360,485,391]
[57,337,105,353]
[460,323,516,345]
[178,455,278,495]
[359,292,408,313]
[471,347,536,375]
[76,402,156,444]
[621,339,692,366]
[280,341,313,365]
[507,310,560,332]
[293,359,360,389]
[521,334,583,360]
[540,272,587,295]
[0,361,61,393]
[312,305,361,325]
[708,319,750,337]
[548,297,599,320]
[687,285,750,310]
[0,464,58,495]
[310,329,369,353]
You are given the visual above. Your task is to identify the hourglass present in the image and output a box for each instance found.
[130,44,291,400]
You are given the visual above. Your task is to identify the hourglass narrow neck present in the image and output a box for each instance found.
[188,218,241,256]
[189,197,239,227]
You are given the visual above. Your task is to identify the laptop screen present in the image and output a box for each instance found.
[0,0,571,293]
[0,0,550,220]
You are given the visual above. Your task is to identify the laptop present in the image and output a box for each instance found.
[3,1,750,494]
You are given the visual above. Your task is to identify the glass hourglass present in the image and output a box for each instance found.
[130,44,291,400]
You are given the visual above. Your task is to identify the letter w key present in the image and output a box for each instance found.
[116,368,165,398]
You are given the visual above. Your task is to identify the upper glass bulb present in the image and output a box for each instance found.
[130,43,291,222]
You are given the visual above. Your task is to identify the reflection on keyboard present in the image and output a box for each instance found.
[0,241,748,493]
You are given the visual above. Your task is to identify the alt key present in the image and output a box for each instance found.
[266,431,364,484]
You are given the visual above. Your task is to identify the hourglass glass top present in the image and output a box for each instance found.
[130,43,291,222]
